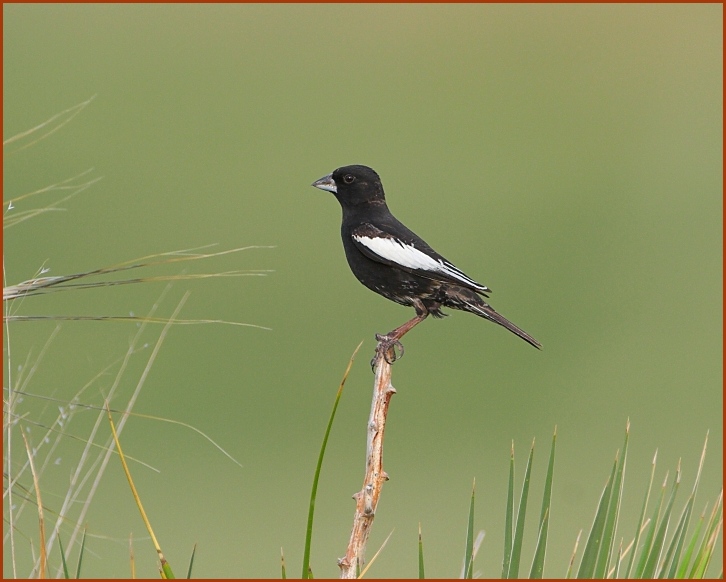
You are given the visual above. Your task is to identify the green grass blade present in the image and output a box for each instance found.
[577,457,616,578]
[301,342,361,579]
[508,439,535,579]
[529,427,557,579]
[281,548,287,579]
[529,508,550,579]
[691,521,721,579]
[186,543,197,579]
[670,433,710,578]
[596,421,629,578]
[661,498,693,578]
[626,449,658,578]
[676,506,706,578]
[696,516,722,578]
[161,562,176,579]
[418,523,425,579]
[57,535,70,579]
[540,429,557,527]
[464,479,476,579]
[502,441,515,578]
[633,470,668,578]
[592,450,619,578]
[75,526,87,579]
[689,490,722,578]
[642,465,681,578]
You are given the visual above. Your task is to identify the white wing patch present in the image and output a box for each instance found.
[354,235,488,291]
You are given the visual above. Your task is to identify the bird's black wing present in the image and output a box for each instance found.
[351,223,491,295]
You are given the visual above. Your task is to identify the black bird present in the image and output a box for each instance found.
[312,165,541,362]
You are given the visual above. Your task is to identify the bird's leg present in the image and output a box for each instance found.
[372,311,429,367]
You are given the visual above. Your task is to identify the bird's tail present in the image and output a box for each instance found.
[459,293,542,349]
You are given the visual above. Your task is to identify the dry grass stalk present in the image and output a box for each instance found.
[21,431,47,578]
[338,344,396,579]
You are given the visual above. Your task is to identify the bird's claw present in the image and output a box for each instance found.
[371,334,405,370]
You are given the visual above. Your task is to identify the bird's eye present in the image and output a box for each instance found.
[343,174,355,184]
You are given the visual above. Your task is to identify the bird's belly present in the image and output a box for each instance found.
[348,258,438,307]
[357,274,412,306]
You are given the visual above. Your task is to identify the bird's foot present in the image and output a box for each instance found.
[371,333,405,369]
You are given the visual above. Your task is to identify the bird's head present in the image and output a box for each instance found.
[311,165,386,207]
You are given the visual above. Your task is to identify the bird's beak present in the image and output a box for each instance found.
[311,173,337,194]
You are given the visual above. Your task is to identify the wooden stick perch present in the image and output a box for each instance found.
[338,343,397,578]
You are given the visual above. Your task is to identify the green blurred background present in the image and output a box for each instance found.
[3,4,722,578]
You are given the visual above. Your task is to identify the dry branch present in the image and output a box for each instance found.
[338,343,397,578]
